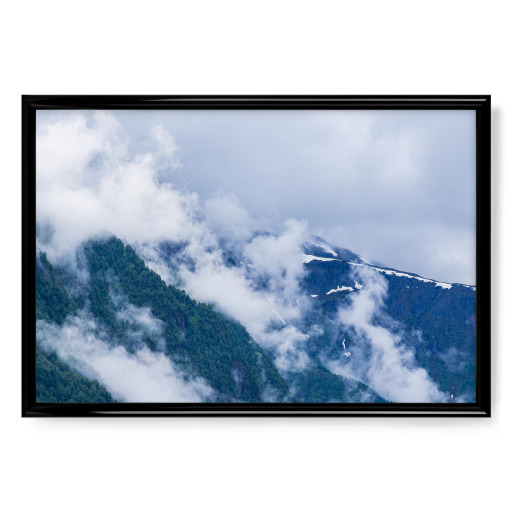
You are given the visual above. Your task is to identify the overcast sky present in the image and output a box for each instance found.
[38,109,476,284]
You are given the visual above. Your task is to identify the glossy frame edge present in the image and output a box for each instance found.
[22,95,491,417]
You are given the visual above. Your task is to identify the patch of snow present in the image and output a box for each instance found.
[311,241,338,257]
[302,253,338,264]
[354,280,363,290]
[276,314,286,325]
[326,285,354,295]
[264,294,287,325]
[360,257,371,264]
[343,352,351,357]
[348,261,454,289]
[310,294,318,298]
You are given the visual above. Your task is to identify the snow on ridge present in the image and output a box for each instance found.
[303,253,474,290]
[347,261,454,289]
[326,285,354,295]
[302,253,338,263]
[310,241,338,257]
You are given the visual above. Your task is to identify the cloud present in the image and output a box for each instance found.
[243,219,308,300]
[150,124,181,174]
[35,110,457,391]
[36,111,200,266]
[115,302,167,352]
[37,315,213,402]
[178,219,312,372]
[116,303,164,336]
[324,266,447,403]
[203,191,255,244]
[37,108,476,283]
[37,112,313,373]
[439,347,467,374]
[320,221,475,285]
[261,325,310,372]
[107,108,475,284]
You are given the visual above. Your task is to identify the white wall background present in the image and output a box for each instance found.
[1,2,509,511]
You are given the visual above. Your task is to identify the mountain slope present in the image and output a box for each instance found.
[300,244,476,401]
[192,230,475,402]
[36,253,115,403]
[36,347,115,403]
[35,233,475,404]
[36,237,293,402]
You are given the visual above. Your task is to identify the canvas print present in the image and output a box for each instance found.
[35,108,476,404]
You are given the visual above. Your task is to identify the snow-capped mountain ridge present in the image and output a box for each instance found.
[301,239,475,289]
[133,229,476,402]
[302,235,364,264]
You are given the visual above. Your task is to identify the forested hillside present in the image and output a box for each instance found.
[36,236,389,403]
[35,232,476,404]
[82,237,290,401]
[36,253,114,403]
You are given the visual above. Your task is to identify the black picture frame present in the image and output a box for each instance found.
[22,95,491,417]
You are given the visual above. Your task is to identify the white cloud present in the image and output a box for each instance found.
[37,315,213,403]
[36,111,199,266]
[244,219,309,301]
[37,111,313,373]
[204,191,255,244]
[150,124,181,174]
[112,109,474,284]
[116,304,165,336]
[36,110,461,391]
[178,219,312,372]
[325,266,447,403]
[320,222,476,285]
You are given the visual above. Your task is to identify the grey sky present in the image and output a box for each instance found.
[38,109,476,284]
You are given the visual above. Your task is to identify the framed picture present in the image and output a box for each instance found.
[22,96,491,416]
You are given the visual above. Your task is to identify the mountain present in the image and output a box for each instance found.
[210,231,475,402]
[36,237,291,402]
[35,233,475,404]
[298,239,476,402]
[36,346,115,403]
[36,253,115,403]
[302,235,365,264]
